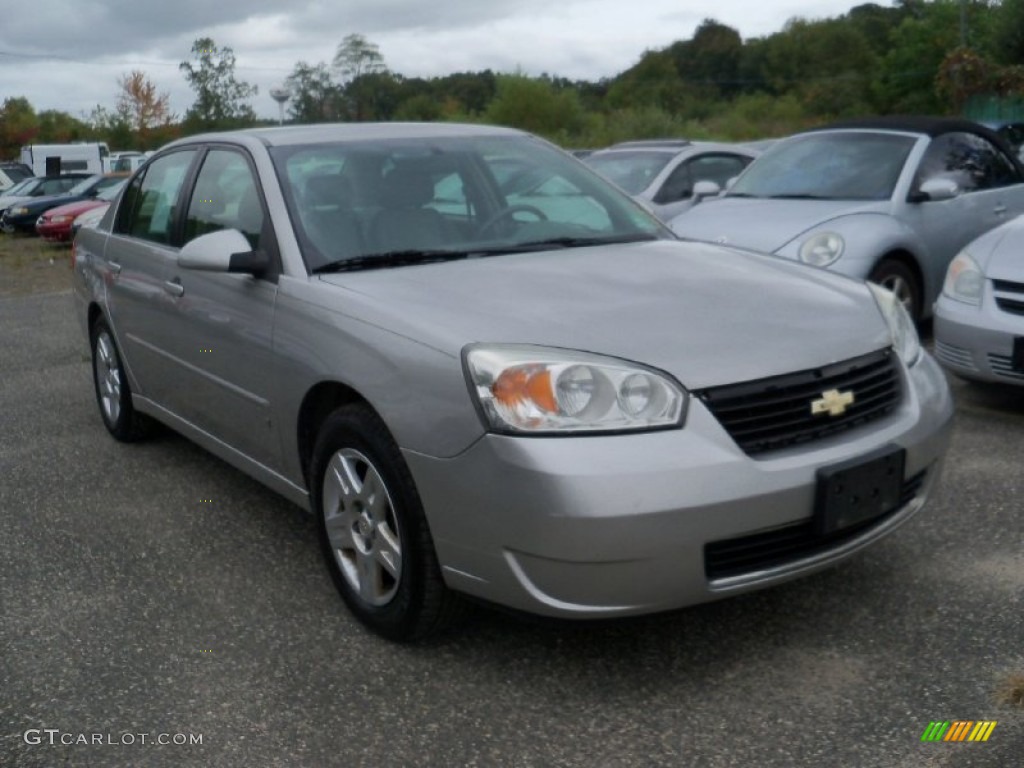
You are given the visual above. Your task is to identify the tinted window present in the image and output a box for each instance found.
[184,150,264,249]
[116,150,196,244]
[730,132,916,201]
[915,132,1021,193]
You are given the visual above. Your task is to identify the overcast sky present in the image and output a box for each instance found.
[1,0,863,124]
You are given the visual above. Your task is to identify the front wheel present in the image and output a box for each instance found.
[869,259,922,323]
[311,404,463,641]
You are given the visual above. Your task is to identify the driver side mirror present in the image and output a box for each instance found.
[910,177,960,203]
[692,180,722,204]
[178,228,268,276]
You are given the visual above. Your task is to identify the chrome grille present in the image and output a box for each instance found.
[696,348,902,456]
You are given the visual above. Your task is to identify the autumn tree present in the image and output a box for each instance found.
[117,70,174,144]
[180,38,258,131]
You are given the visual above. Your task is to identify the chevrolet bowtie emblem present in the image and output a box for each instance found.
[811,388,855,417]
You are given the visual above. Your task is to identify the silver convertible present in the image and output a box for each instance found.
[669,117,1024,322]
[72,124,953,640]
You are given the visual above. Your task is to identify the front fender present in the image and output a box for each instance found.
[774,212,926,283]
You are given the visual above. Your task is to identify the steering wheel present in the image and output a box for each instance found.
[478,204,548,237]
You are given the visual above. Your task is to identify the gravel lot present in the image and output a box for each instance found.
[1,286,1021,767]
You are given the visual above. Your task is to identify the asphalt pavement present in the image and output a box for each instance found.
[1,290,1021,767]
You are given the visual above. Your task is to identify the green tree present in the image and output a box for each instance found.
[332,34,386,83]
[993,0,1024,64]
[36,110,90,143]
[179,37,258,131]
[0,97,40,158]
[285,61,342,122]
[483,74,589,143]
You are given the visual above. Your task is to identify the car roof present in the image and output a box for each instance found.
[589,141,755,158]
[168,122,526,150]
[807,115,1024,173]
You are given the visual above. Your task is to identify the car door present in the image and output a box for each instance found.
[652,153,752,222]
[103,149,199,407]
[159,147,282,469]
[905,132,1023,298]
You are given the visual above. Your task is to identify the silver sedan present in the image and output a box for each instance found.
[934,214,1024,385]
[72,123,953,640]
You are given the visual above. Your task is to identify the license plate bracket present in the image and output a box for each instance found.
[814,446,906,535]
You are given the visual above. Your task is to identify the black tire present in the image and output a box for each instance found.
[90,317,152,442]
[868,258,922,323]
[311,404,463,641]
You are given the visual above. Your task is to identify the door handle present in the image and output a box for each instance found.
[108,261,122,274]
[994,204,1008,216]
[163,280,185,298]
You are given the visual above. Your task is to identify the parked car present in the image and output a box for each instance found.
[669,117,1024,321]
[37,179,126,242]
[983,120,1024,162]
[0,172,93,223]
[933,213,1024,385]
[0,161,33,192]
[71,203,110,236]
[1,173,125,234]
[72,123,953,640]
[583,139,759,222]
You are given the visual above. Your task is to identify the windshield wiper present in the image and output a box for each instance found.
[311,249,472,274]
[763,193,838,200]
[498,233,660,252]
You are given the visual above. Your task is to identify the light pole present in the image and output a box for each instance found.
[270,87,290,126]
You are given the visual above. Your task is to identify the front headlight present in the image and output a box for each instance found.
[868,283,921,365]
[12,206,30,215]
[942,251,983,306]
[464,344,687,434]
[49,215,71,224]
[798,232,844,267]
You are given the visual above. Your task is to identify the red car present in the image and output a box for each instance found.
[36,180,125,242]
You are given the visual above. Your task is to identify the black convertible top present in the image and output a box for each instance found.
[808,115,1024,173]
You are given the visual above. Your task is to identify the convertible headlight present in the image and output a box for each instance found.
[798,232,844,267]
[464,344,687,434]
[942,251,983,306]
[868,283,921,365]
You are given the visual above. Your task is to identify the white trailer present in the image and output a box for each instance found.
[20,142,110,176]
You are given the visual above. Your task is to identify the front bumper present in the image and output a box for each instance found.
[405,352,953,619]
[934,292,1024,386]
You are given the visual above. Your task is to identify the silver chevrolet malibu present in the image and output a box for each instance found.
[72,123,954,640]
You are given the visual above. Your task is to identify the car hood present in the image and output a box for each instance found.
[0,194,31,210]
[319,240,891,390]
[671,197,887,253]
[16,191,81,212]
[978,215,1024,282]
[42,198,105,219]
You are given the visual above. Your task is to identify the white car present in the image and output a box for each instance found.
[933,214,1024,385]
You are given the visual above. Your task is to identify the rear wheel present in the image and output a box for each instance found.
[869,258,922,322]
[90,318,152,442]
[311,404,463,641]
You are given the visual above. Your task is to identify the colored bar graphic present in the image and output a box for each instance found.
[968,722,997,742]
[921,720,997,742]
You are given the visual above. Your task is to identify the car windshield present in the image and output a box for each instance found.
[68,175,105,196]
[6,178,39,196]
[3,166,31,183]
[728,132,917,201]
[583,151,675,194]
[270,134,668,272]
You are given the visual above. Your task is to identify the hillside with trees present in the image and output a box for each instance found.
[2,0,1023,159]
